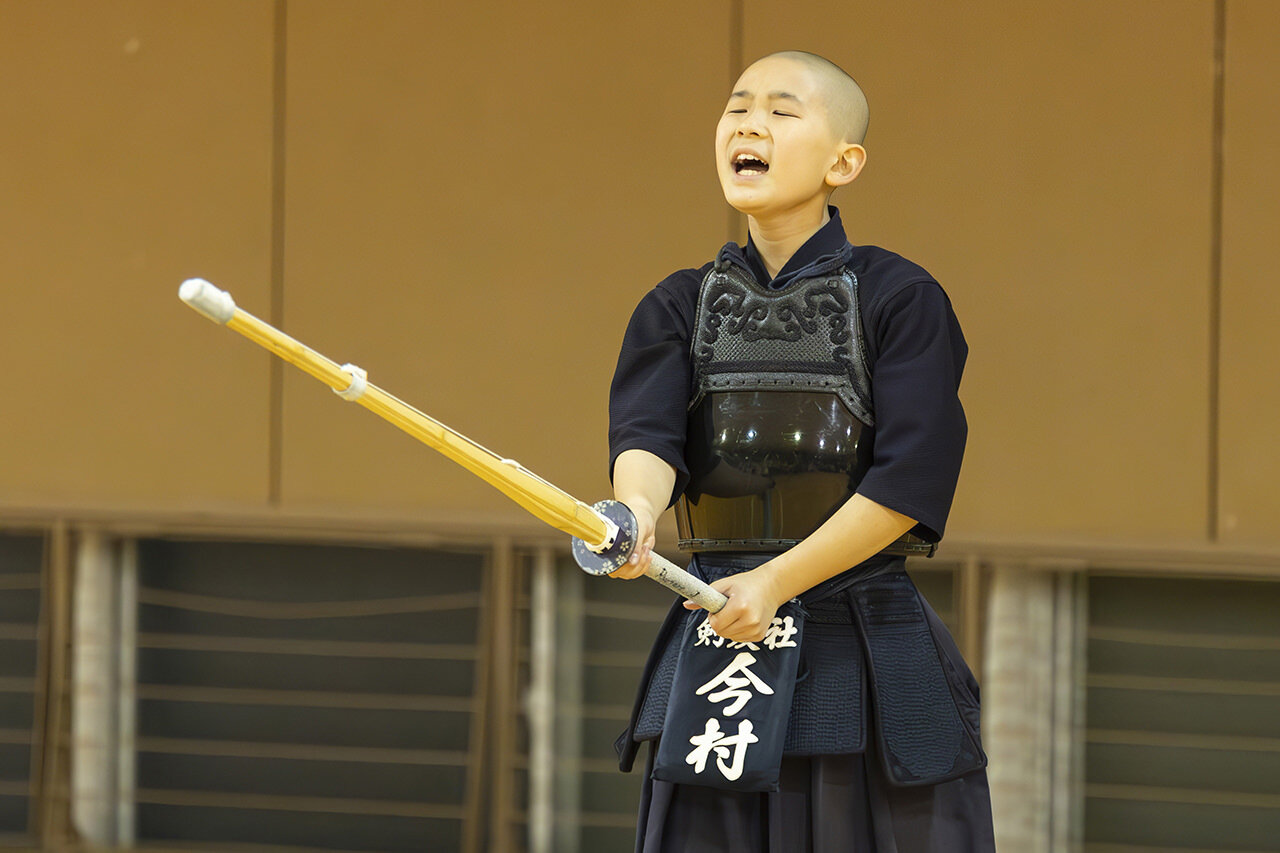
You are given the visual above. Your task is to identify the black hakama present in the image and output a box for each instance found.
[637,747,995,852]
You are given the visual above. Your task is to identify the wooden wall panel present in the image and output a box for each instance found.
[278,1,730,520]
[1218,0,1280,545]
[6,1,1273,553]
[0,1,275,508]
[743,1,1216,543]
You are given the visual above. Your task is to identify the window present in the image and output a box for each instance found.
[0,533,42,847]
[134,539,487,852]
[1084,574,1280,849]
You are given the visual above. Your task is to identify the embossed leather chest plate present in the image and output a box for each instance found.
[678,262,878,551]
[690,261,874,426]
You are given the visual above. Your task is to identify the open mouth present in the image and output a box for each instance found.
[733,153,769,175]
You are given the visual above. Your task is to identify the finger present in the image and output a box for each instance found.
[721,624,767,645]
[627,543,652,566]
[608,563,643,580]
[708,612,735,637]
[710,609,758,641]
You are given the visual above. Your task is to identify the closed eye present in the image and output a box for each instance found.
[773,111,799,118]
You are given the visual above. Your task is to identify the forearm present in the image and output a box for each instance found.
[612,448,677,518]
[757,493,915,602]
[609,449,677,577]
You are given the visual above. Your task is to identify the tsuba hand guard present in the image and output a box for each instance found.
[571,500,638,575]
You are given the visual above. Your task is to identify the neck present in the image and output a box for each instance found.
[746,202,831,279]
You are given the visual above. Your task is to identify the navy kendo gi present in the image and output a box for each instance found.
[608,208,996,851]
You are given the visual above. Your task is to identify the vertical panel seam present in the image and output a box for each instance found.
[1047,574,1058,847]
[1207,0,1226,541]
[269,0,288,505]
[727,0,744,243]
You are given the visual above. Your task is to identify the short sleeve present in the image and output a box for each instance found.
[607,275,699,505]
[855,280,968,541]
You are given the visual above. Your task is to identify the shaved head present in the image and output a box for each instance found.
[761,51,869,145]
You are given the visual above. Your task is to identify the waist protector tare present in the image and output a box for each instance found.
[632,555,865,759]
[622,558,985,786]
[850,571,986,785]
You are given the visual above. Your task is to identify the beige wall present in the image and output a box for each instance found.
[1219,0,1280,547]
[745,0,1218,546]
[2,1,1276,553]
[1,1,276,508]
[277,0,729,517]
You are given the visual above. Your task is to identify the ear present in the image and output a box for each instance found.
[826,143,867,188]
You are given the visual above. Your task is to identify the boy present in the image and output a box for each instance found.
[607,51,995,850]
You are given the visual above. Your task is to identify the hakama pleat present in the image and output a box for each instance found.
[636,745,994,853]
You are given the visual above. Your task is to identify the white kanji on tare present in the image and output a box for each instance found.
[762,614,800,650]
[685,718,760,782]
[683,612,801,781]
[695,651,774,715]
[694,618,745,649]
[693,614,800,651]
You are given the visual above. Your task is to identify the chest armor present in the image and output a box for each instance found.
[675,259,879,551]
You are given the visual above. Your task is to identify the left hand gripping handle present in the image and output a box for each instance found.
[572,500,727,613]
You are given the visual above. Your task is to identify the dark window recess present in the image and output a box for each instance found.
[1084,574,1280,849]
[0,533,42,845]
[570,556,679,853]
[135,539,486,853]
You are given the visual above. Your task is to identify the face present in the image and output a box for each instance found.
[715,57,852,219]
